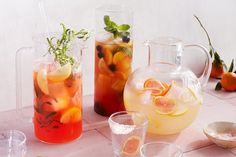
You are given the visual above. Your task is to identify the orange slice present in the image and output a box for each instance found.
[153,96,176,115]
[60,107,81,124]
[104,47,113,65]
[116,56,132,72]
[122,136,141,156]
[113,51,126,64]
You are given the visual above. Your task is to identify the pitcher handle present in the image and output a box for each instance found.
[16,47,34,122]
[184,44,212,88]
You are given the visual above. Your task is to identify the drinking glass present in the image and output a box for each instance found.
[140,142,183,157]
[108,111,148,157]
[0,130,27,157]
[94,4,133,116]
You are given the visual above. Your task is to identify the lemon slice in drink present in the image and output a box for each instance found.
[37,69,49,95]
[60,107,81,124]
[48,63,72,82]
[170,103,188,116]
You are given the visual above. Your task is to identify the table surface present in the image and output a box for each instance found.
[0,79,236,157]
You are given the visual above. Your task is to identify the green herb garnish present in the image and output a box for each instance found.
[104,15,130,42]
[47,23,90,66]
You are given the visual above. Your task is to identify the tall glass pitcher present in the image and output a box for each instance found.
[124,37,211,135]
[94,5,133,116]
[16,30,85,143]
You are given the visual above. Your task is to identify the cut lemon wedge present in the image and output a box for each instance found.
[60,107,81,124]
[48,63,72,82]
[170,104,189,116]
[122,136,141,156]
[37,69,49,95]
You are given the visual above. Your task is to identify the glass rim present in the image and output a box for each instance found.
[144,37,183,47]
[140,141,183,156]
[95,4,133,14]
[0,130,26,147]
[108,111,149,129]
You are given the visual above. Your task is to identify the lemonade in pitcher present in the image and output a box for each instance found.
[124,75,202,134]
[124,37,211,135]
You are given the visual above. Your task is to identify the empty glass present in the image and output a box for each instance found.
[0,130,27,157]
[108,111,148,157]
[140,142,183,157]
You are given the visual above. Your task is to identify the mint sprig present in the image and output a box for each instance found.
[47,23,90,66]
[104,15,130,41]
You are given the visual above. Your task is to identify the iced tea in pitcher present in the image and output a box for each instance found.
[94,5,133,116]
[33,24,89,143]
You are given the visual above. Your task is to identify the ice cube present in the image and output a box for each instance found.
[96,31,114,43]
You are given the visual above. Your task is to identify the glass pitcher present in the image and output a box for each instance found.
[16,32,85,143]
[94,4,133,116]
[124,37,211,135]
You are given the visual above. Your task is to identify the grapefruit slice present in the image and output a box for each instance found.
[48,63,72,82]
[153,96,176,115]
[144,78,169,96]
[60,107,81,124]
[122,136,141,156]
[37,69,49,95]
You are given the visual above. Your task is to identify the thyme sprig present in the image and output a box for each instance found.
[47,23,90,66]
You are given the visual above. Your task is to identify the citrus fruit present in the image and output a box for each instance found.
[122,136,141,156]
[153,96,176,115]
[178,87,201,105]
[104,47,113,65]
[170,104,188,116]
[210,62,224,79]
[113,51,126,64]
[52,96,70,111]
[116,56,131,72]
[143,78,169,96]
[220,72,236,91]
[60,107,81,124]
[48,63,72,82]
[98,59,113,75]
[37,69,49,95]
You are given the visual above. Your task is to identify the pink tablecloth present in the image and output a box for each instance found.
[0,79,235,157]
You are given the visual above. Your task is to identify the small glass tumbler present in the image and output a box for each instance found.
[140,142,183,157]
[0,130,27,157]
[108,111,148,157]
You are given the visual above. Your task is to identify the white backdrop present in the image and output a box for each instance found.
[0,0,235,111]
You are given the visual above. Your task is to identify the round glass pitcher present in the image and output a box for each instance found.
[94,4,133,116]
[16,33,85,143]
[124,37,211,135]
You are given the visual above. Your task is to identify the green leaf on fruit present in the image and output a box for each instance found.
[228,59,234,72]
[215,82,222,91]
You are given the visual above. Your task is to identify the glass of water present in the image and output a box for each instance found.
[140,142,183,157]
[0,130,27,157]
[108,111,148,157]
